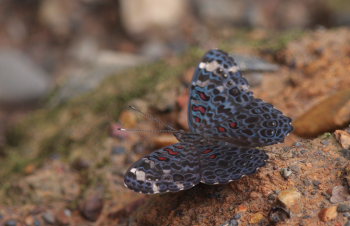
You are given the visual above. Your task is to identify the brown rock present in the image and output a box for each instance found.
[236,204,248,212]
[334,130,350,149]
[277,189,301,209]
[294,89,350,137]
[318,206,337,222]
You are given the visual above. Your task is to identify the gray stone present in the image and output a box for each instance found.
[51,50,149,105]
[0,49,50,104]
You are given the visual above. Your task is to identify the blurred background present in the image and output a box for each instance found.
[1,0,350,225]
[0,0,349,113]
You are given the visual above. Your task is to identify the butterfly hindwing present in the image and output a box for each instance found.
[199,143,268,184]
[188,49,293,147]
[124,143,200,194]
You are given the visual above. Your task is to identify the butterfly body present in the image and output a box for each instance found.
[124,49,293,194]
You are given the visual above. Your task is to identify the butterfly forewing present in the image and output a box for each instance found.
[188,49,293,147]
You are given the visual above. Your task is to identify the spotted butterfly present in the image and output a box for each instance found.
[124,49,293,194]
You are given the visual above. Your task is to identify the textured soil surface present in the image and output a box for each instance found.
[0,28,350,225]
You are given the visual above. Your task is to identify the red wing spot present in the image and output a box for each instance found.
[192,105,206,114]
[202,149,213,154]
[209,154,217,159]
[158,156,168,161]
[164,148,179,156]
[230,122,237,128]
[218,126,227,132]
[176,145,184,149]
[195,117,201,123]
[198,92,210,101]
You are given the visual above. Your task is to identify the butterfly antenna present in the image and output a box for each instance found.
[127,105,176,131]
[116,127,177,134]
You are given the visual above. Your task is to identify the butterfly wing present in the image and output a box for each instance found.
[198,143,268,184]
[188,49,293,147]
[124,143,200,194]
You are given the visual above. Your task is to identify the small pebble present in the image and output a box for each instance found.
[269,206,290,224]
[334,130,350,149]
[289,165,301,174]
[119,110,138,128]
[42,211,55,224]
[294,142,302,147]
[300,149,309,154]
[343,212,350,218]
[321,140,329,145]
[79,192,104,221]
[64,209,72,217]
[268,193,277,201]
[24,216,35,225]
[312,180,321,187]
[341,149,350,160]
[281,168,293,179]
[330,185,350,203]
[5,220,17,226]
[233,213,241,220]
[303,179,311,186]
[249,212,265,224]
[221,218,238,226]
[319,206,338,222]
[278,189,301,209]
[34,218,41,226]
[111,146,126,155]
[337,204,350,212]
[71,158,90,171]
[228,219,238,226]
[56,209,71,225]
[152,134,178,148]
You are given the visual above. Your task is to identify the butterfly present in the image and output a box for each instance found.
[123,49,293,194]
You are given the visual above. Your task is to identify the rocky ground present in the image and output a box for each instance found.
[0,28,350,225]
